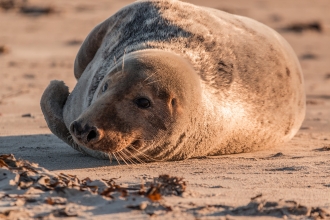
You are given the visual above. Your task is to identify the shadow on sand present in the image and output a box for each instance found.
[0,134,119,170]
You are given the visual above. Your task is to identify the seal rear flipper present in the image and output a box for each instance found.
[40,80,88,154]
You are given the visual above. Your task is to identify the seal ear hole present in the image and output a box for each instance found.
[171,98,177,106]
[102,83,108,93]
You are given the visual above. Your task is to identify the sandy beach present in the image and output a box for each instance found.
[0,0,329,219]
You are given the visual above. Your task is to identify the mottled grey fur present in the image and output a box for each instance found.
[41,0,305,161]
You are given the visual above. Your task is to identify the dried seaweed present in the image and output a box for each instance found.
[0,45,9,54]
[281,21,323,33]
[19,5,55,16]
[1,154,328,219]
[0,154,185,218]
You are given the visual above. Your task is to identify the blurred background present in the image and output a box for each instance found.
[0,0,329,135]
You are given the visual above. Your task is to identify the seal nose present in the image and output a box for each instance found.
[70,121,100,144]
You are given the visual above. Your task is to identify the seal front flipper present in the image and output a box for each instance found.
[40,80,87,154]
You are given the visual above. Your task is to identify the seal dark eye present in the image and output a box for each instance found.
[135,98,151,109]
[102,83,108,93]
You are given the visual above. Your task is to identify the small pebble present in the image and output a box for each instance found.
[139,202,148,210]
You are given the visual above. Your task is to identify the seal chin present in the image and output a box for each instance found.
[91,139,144,154]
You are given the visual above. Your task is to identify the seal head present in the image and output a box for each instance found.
[69,50,201,160]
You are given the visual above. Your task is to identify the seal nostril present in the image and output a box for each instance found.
[87,129,98,142]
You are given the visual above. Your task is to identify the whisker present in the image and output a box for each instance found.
[112,152,121,165]
[146,80,161,85]
[122,48,126,74]
[121,149,137,165]
[108,153,113,164]
[125,148,145,164]
[68,137,72,143]
[143,72,157,82]
[117,151,129,166]
[114,56,120,72]
[118,150,131,165]
[129,145,164,162]
[66,132,72,141]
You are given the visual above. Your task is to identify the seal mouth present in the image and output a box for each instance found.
[131,140,142,149]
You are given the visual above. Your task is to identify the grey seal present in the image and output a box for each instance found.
[40,0,305,162]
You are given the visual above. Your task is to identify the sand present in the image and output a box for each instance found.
[0,0,329,219]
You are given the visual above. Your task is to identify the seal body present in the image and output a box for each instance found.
[41,0,305,161]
